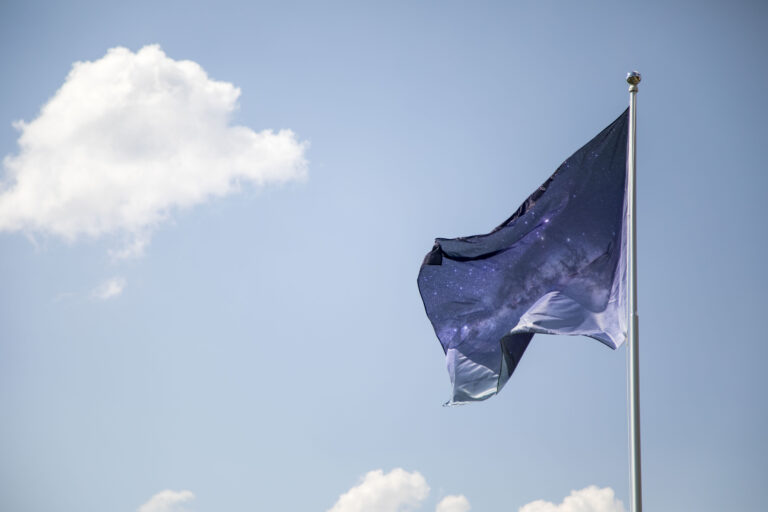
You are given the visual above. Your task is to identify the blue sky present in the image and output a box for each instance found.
[1,1,766,511]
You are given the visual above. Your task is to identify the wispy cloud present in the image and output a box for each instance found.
[92,276,126,300]
[138,490,195,512]
[0,44,308,258]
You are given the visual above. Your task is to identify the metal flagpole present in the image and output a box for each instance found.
[626,70,642,512]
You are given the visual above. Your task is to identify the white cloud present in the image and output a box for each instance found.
[435,495,471,512]
[0,44,307,257]
[327,473,622,512]
[518,486,625,512]
[138,490,195,512]
[328,469,430,512]
[92,276,126,299]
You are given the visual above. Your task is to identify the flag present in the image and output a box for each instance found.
[418,110,629,404]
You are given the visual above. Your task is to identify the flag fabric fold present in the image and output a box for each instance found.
[418,110,629,404]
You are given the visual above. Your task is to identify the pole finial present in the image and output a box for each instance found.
[627,71,641,92]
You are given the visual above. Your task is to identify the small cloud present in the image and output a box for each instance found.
[518,486,625,512]
[436,495,471,512]
[328,469,430,512]
[92,276,126,300]
[0,44,308,257]
[138,490,195,512]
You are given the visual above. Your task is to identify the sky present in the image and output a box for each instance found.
[0,1,766,511]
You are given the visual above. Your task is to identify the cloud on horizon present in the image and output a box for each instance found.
[138,490,194,512]
[328,469,430,512]
[326,470,623,512]
[435,494,471,512]
[518,486,625,512]
[0,44,308,257]
[136,477,620,512]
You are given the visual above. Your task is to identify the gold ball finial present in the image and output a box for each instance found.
[626,71,642,85]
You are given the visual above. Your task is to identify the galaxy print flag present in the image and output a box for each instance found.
[418,110,629,404]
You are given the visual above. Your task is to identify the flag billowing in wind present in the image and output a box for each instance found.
[418,110,629,404]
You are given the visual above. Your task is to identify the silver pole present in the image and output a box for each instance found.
[626,70,642,512]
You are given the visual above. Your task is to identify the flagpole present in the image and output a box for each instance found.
[626,70,642,512]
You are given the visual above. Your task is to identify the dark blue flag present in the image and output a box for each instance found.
[418,110,629,404]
